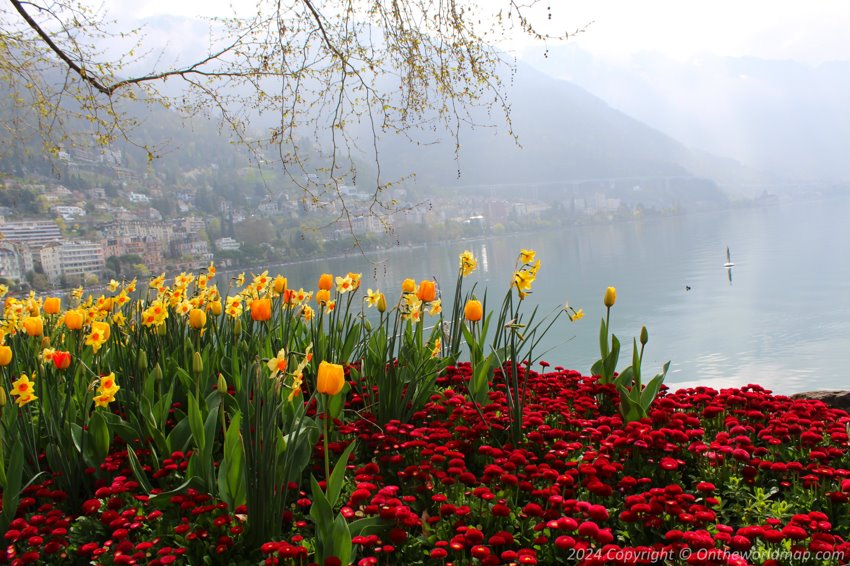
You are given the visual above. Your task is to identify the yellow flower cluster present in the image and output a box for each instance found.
[94,372,120,408]
[513,249,541,300]
[459,250,477,277]
[11,374,37,407]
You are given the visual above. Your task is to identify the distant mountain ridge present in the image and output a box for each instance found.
[521,44,850,185]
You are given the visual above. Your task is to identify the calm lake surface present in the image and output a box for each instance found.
[262,197,850,394]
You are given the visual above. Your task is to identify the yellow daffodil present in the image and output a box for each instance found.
[40,348,56,364]
[107,279,120,292]
[520,249,536,264]
[301,305,314,321]
[226,296,243,318]
[267,348,288,379]
[364,289,382,308]
[93,392,116,408]
[431,337,442,359]
[459,250,477,276]
[85,326,108,353]
[98,372,120,396]
[335,275,354,294]
[11,374,36,404]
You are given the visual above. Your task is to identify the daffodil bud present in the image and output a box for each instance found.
[192,351,203,376]
[157,323,167,336]
[640,326,649,346]
[137,350,148,372]
[363,319,372,332]
[217,373,228,395]
[234,318,242,338]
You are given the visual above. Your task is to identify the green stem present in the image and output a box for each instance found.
[323,394,330,482]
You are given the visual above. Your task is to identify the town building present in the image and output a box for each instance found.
[0,220,63,247]
[40,240,106,284]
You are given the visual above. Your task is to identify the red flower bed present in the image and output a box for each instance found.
[5,364,850,565]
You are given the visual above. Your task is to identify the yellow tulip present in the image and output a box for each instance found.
[316,361,345,396]
[23,316,43,337]
[604,287,617,308]
[401,278,416,293]
[273,275,288,294]
[189,308,207,329]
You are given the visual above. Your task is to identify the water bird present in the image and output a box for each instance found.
[685,285,691,291]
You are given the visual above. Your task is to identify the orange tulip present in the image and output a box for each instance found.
[52,351,72,370]
[315,289,330,306]
[43,297,61,315]
[401,278,416,293]
[318,273,333,291]
[416,280,437,302]
[23,316,43,337]
[250,298,272,321]
[316,361,345,396]
[64,309,84,330]
[464,299,483,322]
[0,345,11,366]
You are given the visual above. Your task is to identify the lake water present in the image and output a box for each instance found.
[259,196,850,395]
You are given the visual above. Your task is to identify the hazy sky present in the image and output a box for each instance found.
[109,0,850,65]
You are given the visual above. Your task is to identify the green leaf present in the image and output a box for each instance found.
[348,516,387,537]
[640,362,670,410]
[166,418,193,454]
[218,413,246,509]
[598,318,608,357]
[187,393,205,452]
[332,512,353,566]
[126,447,154,494]
[326,441,356,507]
[614,366,634,389]
[310,475,334,535]
[88,410,111,464]
[631,338,641,389]
[590,359,603,377]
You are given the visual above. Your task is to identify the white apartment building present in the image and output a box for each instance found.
[40,240,106,284]
[0,220,62,247]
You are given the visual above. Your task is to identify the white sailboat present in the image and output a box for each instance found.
[724,246,735,268]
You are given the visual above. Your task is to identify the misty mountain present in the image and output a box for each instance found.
[366,61,742,203]
[521,44,850,184]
